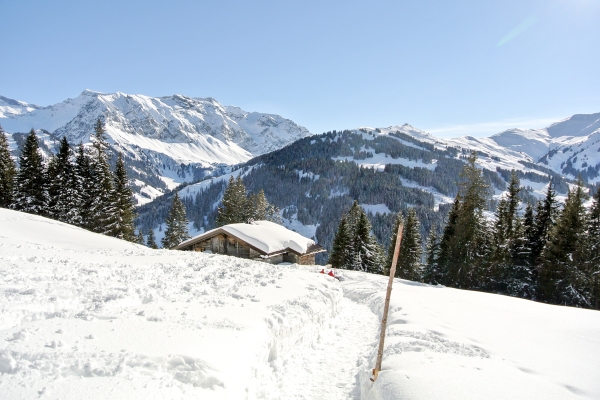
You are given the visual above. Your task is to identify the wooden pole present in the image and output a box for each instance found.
[371,222,404,382]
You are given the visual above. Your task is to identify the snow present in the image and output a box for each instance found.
[361,204,392,215]
[0,91,312,202]
[2,208,600,399]
[342,271,600,400]
[179,220,317,255]
[0,209,345,399]
[281,213,319,239]
[333,154,436,171]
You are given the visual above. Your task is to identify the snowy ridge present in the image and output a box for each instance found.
[0,91,312,203]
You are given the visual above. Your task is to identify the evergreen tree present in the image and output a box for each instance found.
[352,210,383,273]
[539,180,589,306]
[136,229,145,245]
[489,172,523,293]
[74,142,94,229]
[531,181,559,265]
[436,196,460,284]
[394,208,422,281]
[346,200,362,232]
[0,125,16,208]
[162,192,190,249]
[587,187,600,309]
[504,216,536,298]
[47,137,80,224]
[216,175,248,226]
[248,189,282,224]
[147,229,158,249]
[440,152,491,289]
[13,129,48,215]
[522,202,536,266]
[108,153,136,241]
[422,226,442,284]
[89,119,115,234]
[329,214,352,269]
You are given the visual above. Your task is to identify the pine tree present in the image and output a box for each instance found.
[522,202,536,267]
[439,152,491,289]
[0,125,16,208]
[346,200,362,232]
[329,214,353,269]
[89,119,115,234]
[136,229,145,245]
[248,189,282,224]
[587,187,600,309]
[489,172,522,293]
[147,229,158,249]
[395,208,422,281]
[504,216,536,298]
[107,153,136,241]
[422,226,442,284]
[539,180,589,306]
[74,142,94,229]
[352,210,383,273]
[13,129,48,215]
[216,175,248,226]
[531,181,559,265]
[162,192,191,249]
[436,196,460,284]
[47,137,80,224]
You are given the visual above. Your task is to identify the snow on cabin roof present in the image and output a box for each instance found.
[176,221,320,255]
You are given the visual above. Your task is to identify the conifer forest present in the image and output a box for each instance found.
[2,125,599,310]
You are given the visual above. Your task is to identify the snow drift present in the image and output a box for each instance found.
[1,208,599,399]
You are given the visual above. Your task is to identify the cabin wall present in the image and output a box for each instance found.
[298,254,316,265]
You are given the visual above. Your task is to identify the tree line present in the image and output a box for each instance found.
[0,121,136,241]
[329,151,600,310]
[216,175,282,226]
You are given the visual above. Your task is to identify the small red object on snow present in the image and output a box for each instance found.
[319,269,325,274]
[328,270,335,277]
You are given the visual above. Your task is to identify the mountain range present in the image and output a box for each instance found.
[0,90,312,204]
[2,90,600,255]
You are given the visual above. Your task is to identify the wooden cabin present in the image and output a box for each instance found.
[174,220,325,265]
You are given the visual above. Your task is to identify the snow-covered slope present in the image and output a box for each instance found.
[0,208,348,399]
[0,91,312,204]
[354,115,600,184]
[2,208,599,399]
[486,113,600,181]
[344,271,600,400]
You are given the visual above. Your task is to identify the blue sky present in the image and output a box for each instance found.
[1,0,599,137]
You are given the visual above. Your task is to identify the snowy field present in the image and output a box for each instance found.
[1,208,599,399]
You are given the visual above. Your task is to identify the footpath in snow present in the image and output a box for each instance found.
[1,208,600,399]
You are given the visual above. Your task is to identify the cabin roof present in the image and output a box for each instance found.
[174,220,325,256]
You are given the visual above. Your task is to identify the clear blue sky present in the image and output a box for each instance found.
[1,0,599,137]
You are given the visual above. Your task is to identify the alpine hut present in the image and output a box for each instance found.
[173,220,325,265]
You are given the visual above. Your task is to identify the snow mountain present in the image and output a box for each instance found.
[487,113,600,180]
[0,90,312,204]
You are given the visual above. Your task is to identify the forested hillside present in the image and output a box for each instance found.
[136,129,576,263]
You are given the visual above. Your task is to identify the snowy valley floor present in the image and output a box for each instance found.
[1,208,599,399]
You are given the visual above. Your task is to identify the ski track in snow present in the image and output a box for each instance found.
[274,297,379,400]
